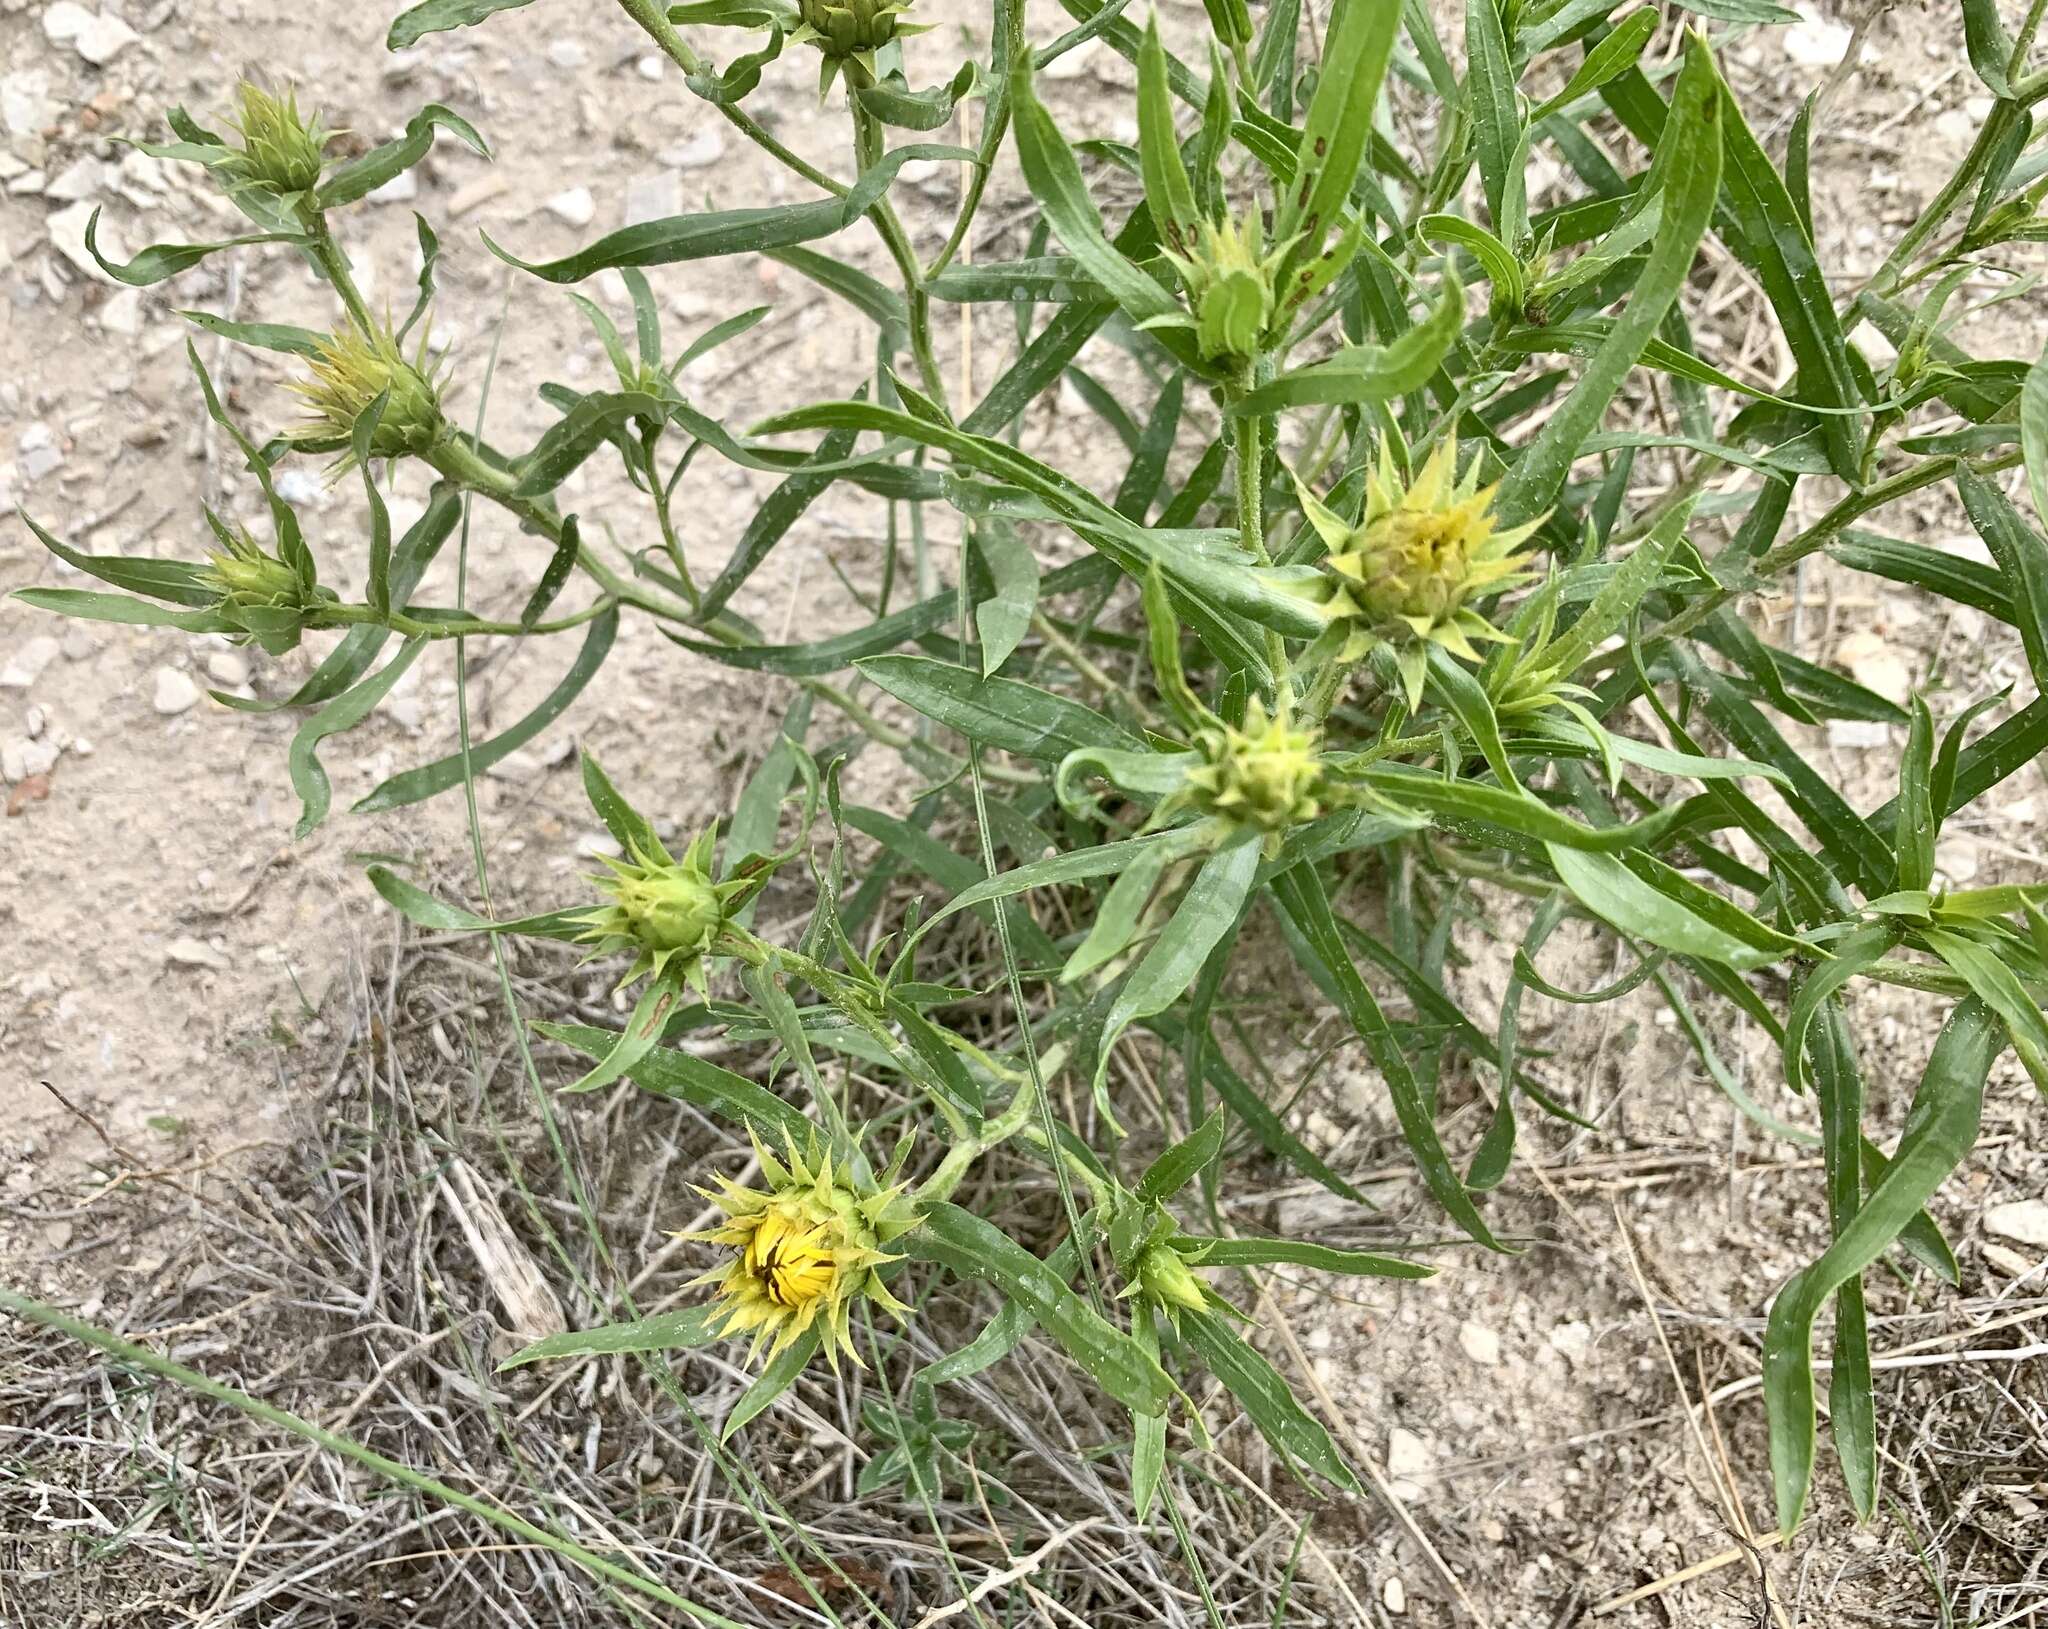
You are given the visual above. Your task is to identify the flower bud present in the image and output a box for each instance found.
[573,828,749,993]
[798,0,910,59]
[201,524,320,655]
[290,319,446,462]
[1135,1240,1208,1313]
[1182,696,1324,837]
[223,81,335,196]
[1164,214,1290,367]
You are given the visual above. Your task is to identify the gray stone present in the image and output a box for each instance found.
[164,936,231,971]
[151,666,199,715]
[0,634,60,690]
[97,285,142,336]
[42,3,140,65]
[544,185,595,228]
[1,737,59,781]
[43,156,105,202]
[660,128,724,170]
[205,650,250,688]
[546,38,587,68]
[1984,1200,2048,1249]
[624,171,681,227]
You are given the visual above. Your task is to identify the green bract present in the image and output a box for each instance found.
[222,80,336,196]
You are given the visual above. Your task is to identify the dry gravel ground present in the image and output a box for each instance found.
[2,0,2047,1623]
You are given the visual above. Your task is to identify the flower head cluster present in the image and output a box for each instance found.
[687,1131,921,1369]
[289,319,446,463]
[222,81,336,196]
[1181,695,1324,840]
[572,826,748,995]
[1158,212,1293,368]
[1299,434,1539,708]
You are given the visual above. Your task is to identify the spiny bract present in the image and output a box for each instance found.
[571,826,748,995]
[222,81,336,196]
[1181,695,1325,840]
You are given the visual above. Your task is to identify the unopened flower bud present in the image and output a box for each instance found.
[573,827,749,993]
[798,0,910,59]
[1164,213,1291,366]
[223,81,335,196]
[1136,1240,1208,1313]
[1298,435,1540,709]
[1182,696,1324,837]
[290,319,445,462]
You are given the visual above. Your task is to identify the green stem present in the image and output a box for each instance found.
[847,79,950,416]
[613,0,845,195]
[317,600,614,639]
[2010,0,2048,82]
[0,1289,746,1629]
[1231,404,1292,693]
[1622,450,2022,660]
[304,213,373,332]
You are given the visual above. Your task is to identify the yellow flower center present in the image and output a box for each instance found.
[745,1208,837,1309]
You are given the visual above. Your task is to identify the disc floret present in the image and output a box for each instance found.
[687,1131,922,1369]
[1298,434,1540,708]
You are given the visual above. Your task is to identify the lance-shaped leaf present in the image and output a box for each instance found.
[1764,999,2001,1535]
[1496,33,1722,528]
[1273,0,1401,285]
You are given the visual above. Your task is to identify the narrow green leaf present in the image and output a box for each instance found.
[289,641,426,838]
[1182,1237,1432,1278]
[859,654,1143,759]
[1465,0,1520,236]
[1546,845,1784,971]
[971,522,1041,675]
[502,1306,718,1369]
[1181,1305,1360,1492]
[537,1020,813,1144]
[1764,999,2001,1535]
[318,103,489,208]
[1275,0,1402,278]
[1272,864,1508,1250]
[909,1204,1173,1416]
[1496,36,1721,527]
[1956,465,2048,694]
[387,0,535,49]
[354,609,618,815]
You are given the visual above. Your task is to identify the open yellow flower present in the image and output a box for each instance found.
[686,1132,921,1370]
[1298,434,1540,709]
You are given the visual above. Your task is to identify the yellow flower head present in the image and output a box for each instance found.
[572,826,746,995]
[686,1131,922,1370]
[1160,212,1293,366]
[223,80,336,195]
[1297,434,1541,709]
[1181,695,1324,839]
[289,318,445,463]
